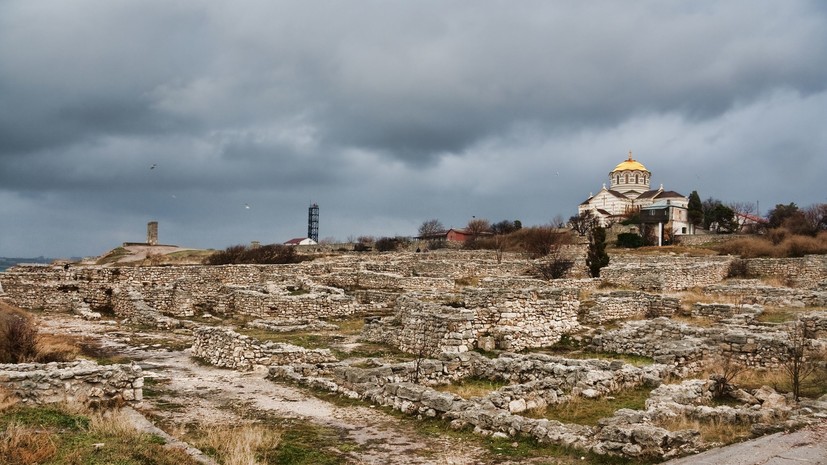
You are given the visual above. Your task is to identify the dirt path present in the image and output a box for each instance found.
[41,315,487,465]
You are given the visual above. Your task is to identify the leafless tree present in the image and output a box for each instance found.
[550,214,566,228]
[728,201,758,232]
[466,218,491,240]
[417,218,445,238]
[513,226,574,279]
[710,352,747,400]
[783,321,822,401]
[569,210,596,236]
[802,203,827,233]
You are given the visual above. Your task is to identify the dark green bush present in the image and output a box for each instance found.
[616,233,645,248]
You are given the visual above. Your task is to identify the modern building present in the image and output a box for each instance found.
[578,152,693,239]
[284,237,318,246]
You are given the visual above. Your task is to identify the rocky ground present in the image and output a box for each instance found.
[40,314,496,465]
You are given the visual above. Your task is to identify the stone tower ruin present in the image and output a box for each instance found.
[147,221,158,246]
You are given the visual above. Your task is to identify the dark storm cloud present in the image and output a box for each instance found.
[1,0,826,256]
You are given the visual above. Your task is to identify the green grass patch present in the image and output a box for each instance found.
[0,404,199,465]
[527,385,653,426]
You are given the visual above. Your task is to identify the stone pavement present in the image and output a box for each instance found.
[661,420,827,465]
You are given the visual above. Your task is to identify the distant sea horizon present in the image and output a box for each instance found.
[0,256,56,272]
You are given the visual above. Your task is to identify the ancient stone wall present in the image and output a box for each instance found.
[743,255,827,289]
[600,255,732,291]
[0,361,143,407]
[363,287,580,355]
[270,352,695,460]
[583,290,679,323]
[590,317,797,369]
[191,326,336,371]
[703,280,827,307]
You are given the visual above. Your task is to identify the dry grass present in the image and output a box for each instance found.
[656,416,752,445]
[756,306,822,324]
[716,232,827,258]
[454,276,480,287]
[679,288,742,306]
[0,403,200,465]
[0,422,58,465]
[611,245,718,257]
[0,303,79,363]
[194,422,282,465]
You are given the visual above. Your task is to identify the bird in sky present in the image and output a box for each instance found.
[150,164,157,170]
[244,204,251,209]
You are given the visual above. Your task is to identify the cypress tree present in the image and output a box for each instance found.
[688,190,704,227]
[586,226,610,277]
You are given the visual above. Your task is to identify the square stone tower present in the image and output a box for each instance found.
[147,221,158,246]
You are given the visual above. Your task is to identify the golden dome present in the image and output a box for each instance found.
[611,151,649,173]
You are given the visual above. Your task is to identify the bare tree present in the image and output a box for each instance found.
[728,201,757,232]
[465,218,491,240]
[550,214,566,228]
[710,352,747,400]
[569,210,596,236]
[514,226,574,279]
[417,218,445,238]
[783,321,821,401]
[802,203,827,233]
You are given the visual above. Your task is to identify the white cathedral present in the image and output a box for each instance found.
[578,152,694,241]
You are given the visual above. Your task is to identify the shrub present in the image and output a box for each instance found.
[726,259,749,278]
[616,233,645,248]
[532,256,574,280]
[0,313,38,364]
[716,231,827,258]
[375,236,409,252]
[204,244,306,265]
[462,237,497,250]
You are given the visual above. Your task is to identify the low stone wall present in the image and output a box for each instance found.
[600,256,732,291]
[0,361,143,407]
[363,287,580,355]
[213,285,358,319]
[191,326,337,371]
[744,256,827,290]
[590,317,800,369]
[583,290,679,323]
[703,280,827,307]
[270,352,697,460]
[690,302,763,321]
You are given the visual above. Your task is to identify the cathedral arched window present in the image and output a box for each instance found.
[635,174,639,183]
[624,174,628,183]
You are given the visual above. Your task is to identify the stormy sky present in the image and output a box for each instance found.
[2,1,826,258]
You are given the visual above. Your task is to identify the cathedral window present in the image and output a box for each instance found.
[635,174,639,183]
[624,174,628,183]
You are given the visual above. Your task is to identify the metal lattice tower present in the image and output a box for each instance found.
[307,203,319,242]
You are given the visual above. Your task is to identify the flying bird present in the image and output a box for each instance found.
[150,164,157,170]
[244,204,251,209]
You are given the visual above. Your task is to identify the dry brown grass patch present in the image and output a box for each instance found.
[656,416,752,445]
[0,422,58,465]
[435,378,508,399]
[194,422,282,465]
